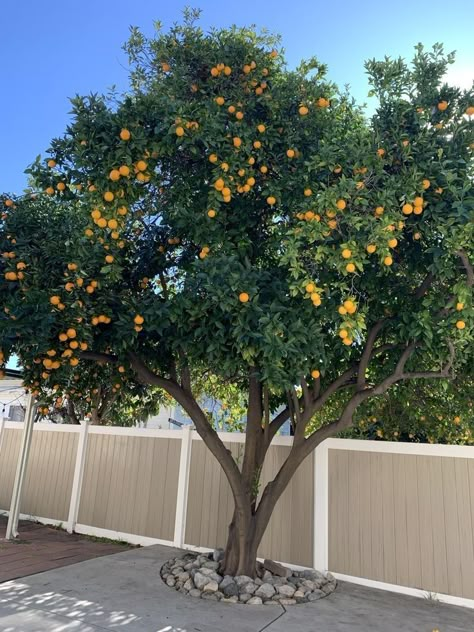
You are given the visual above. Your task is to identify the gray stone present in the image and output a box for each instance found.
[202,561,220,571]
[293,590,305,599]
[203,580,219,593]
[279,598,297,605]
[184,562,194,571]
[254,578,263,586]
[219,576,235,590]
[197,567,215,577]
[263,559,292,578]
[307,589,326,601]
[241,582,257,595]
[247,596,263,605]
[302,579,316,591]
[183,578,194,591]
[166,577,175,587]
[277,584,296,598]
[326,571,336,583]
[321,583,335,594]
[213,548,224,563]
[239,593,252,603]
[262,570,273,582]
[255,583,276,600]
[301,569,326,582]
[193,572,211,590]
[234,575,254,587]
[171,566,184,575]
[221,595,239,604]
[264,600,281,606]
[189,588,202,598]
[177,572,190,583]
[222,581,239,597]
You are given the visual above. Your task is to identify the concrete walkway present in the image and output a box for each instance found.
[0,543,472,632]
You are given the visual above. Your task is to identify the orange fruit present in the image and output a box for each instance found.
[267,196,276,205]
[466,106,474,116]
[260,166,268,174]
[257,124,266,133]
[239,292,250,303]
[214,178,225,191]
[339,329,348,339]
[456,302,464,311]
[286,149,295,158]
[47,159,56,168]
[236,111,244,120]
[210,67,219,77]
[346,263,356,273]
[414,206,423,215]
[311,369,320,379]
[456,320,465,330]
[367,244,376,254]
[119,165,130,177]
[413,196,423,206]
[342,337,353,346]
[136,160,147,172]
[118,205,128,216]
[108,219,118,229]
[97,218,107,228]
[176,126,185,136]
[134,314,144,325]
[299,105,309,116]
[105,255,114,264]
[59,333,68,342]
[224,66,232,75]
[104,191,114,202]
[69,340,79,349]
[253,140,262,149]
[375,206,384,216]
[341,248,352,259]
[336,199,346,210]
[215,97,225,106]
[402,203,413,215]
[233,137,242,148]
[56,182,66,191]
[384,256,393,266]
[343,300,356,314]
[207,209,216,218]
[50,296,61,306]
[91,209,101,220]
[377,148,385,157]
[120,129,131,141]
[422,179,431,189]
[388,238,398,248]
[437,100,448,111]
[109,169,121,181]
[304,188,312,197]
[70,357,79,367]
[305,282,315,293]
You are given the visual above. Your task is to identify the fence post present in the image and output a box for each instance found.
[313,439,329,571]
[0,409,5,455]
[67,419,90,533]
[173,424,193,548]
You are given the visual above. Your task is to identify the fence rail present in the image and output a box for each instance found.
[0,421,473,609]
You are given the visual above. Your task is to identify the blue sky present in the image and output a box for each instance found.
[1,0,473,195]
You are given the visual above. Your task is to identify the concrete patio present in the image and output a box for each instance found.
[0,542,472,631]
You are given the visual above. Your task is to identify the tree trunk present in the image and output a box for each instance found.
[221,509,262,578]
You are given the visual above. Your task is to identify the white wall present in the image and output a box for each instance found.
[0,379,27,421]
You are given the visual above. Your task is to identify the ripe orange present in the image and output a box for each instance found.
[311,369,320,379]
[299,105,309,116]
[336,199,346,210]
[376,148,385,157]
[228,105,236,114]
[108,219,118,229]
[104,191,114,202]
[260,165,268,174]
[118,206,128,216]
[109,169,121,181]
[215,96,225,106]
[136,160,147,172]
[224,66,232,75]
[257,124,266,133]
[97,218,107,228]
[305,282,315,293]
[384,256,393,266]
[248,157,255,165]
[375,206,384,216]
[304,188,312,197]
[91,209,101,220]
[367,244,376,254]
[134,314,144,325]
[59,333,68,342]
[413,196,423,206]
[437,100,448,111]
[239,292,250,303]
[47,159,56,168]
[233,137,242,148]
[414,206,423,215]
[343,300,356,314]
[456,302,464,311]
[311,293,321,305]
[222,187,231,197]
[69,340,79,349]
[161,62,170,72]
[207,209,216,218]
[346,263,356,273]
[50,296,61,306]
[402,203,413,215]
[210,67,219,77]
[214,178,225,191]
[253,140,262,149]
[120,128,131,141]
[456,320,466,330]
[466,106,474,116]
[67,328,77,339]
[246,177,255,187]
[388,238,398,248]
[339,329,348,339]
[236,111,244,120]
[70,357,79,367]
[105,255,114,264]
[176,126,185,137]
[342,337,353,346]
[266,196,276,205]
[341,248,352,259]
[286,149,295,158]
[57,182,66,191]
[119,165,130,177]
[422,179,431,189]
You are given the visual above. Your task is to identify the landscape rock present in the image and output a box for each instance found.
[160,551,336,606]
[263,559,292,578]
[255,583,276,600]
[277,584,296,598]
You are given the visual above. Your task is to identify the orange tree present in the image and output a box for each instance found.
[1,15,473,575]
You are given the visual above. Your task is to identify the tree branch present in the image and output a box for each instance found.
[356,319,387,391]
[457,250,474,287]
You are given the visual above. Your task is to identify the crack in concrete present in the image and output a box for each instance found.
[257,605,286,632]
